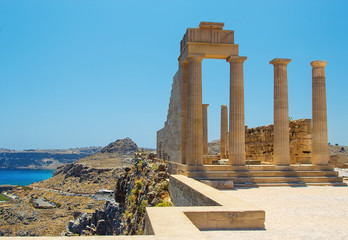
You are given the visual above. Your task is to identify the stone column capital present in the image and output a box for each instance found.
[221,105,227,108]
[269,58,291,66]
[187,54,204,62]
[226,56,247,63]
[202,104,209,108]
[311,60,327,68]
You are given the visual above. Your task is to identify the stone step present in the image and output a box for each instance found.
[187,170,338,178]
[234,182,347,188]
[233,183,304,188]
[185,165,335,172]
[302,182,348,186]
[194,176,344,184]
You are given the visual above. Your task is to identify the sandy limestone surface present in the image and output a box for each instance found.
[204,186,348,240]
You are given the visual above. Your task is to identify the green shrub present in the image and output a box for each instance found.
[152,165,159,172]
[135,180,142,189]
[131,188,138,195]
[154,200,172,207]
[131,202,137,210]
[126,211,133,219]
[137,160,143,168]
[140,200,148,214]
[161,181,169,191]
[127,193,137,202]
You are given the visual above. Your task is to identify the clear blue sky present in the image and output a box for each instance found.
[1,0,347,150]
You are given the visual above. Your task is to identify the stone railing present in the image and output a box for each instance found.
[145,175,265,238]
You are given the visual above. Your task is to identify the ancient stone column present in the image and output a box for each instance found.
[227,56,247,166]
[181,62,188,164]
[202,104,209,155]
[270,58,291,166]
[225,131,229,158]
[311,60,329,165]
[186,56,204,166]
[220,105,228,158]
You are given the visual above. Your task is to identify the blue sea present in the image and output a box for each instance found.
[0,169,55,186]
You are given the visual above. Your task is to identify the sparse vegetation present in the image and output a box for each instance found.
[155,200,172,207]
[161,181,169,191]
[0,194,10,201]
[152,164,159,171]
[140,200,148,214]
[0,138,140,237]
[21,186,32,191]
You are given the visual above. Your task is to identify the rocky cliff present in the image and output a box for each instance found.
[31,138,141,194]
[0,138,152,236]
[100,138,141,155]
[66,155,171,236]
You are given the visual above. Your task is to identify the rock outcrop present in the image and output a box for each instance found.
[329,145,348,168]
[0,138,148,236]
[101,138,141,155]
[31,138,141,194]
[66,156,171,236]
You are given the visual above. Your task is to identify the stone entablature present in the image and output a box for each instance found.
[245,119,312,164]
[180,22,234,53]
[178,22,238,65]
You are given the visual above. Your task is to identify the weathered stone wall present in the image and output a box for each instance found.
[157,70,183,163]
[169,175,219,207]
[245,119,312,164]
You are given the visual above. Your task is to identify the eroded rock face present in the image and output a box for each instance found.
[65,157,171,236]
[53,163,112,182]
[100,138,140,155]
[67,202,120,236]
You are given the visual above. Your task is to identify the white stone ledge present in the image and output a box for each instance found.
[145,175,265,238]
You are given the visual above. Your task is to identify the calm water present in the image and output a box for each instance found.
[0,169,54,186]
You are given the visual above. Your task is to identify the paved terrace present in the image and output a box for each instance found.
[205,186,348,239]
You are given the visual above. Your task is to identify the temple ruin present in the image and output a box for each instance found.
[157,22,345,186]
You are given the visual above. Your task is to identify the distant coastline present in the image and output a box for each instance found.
[0,147,102,170]
[0,166,59,170]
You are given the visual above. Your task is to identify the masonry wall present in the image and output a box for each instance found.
[169,175,219,207]
[157,70,183,163]
[245,119,312,164]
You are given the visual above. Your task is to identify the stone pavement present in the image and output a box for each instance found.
[203,186,348,239]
